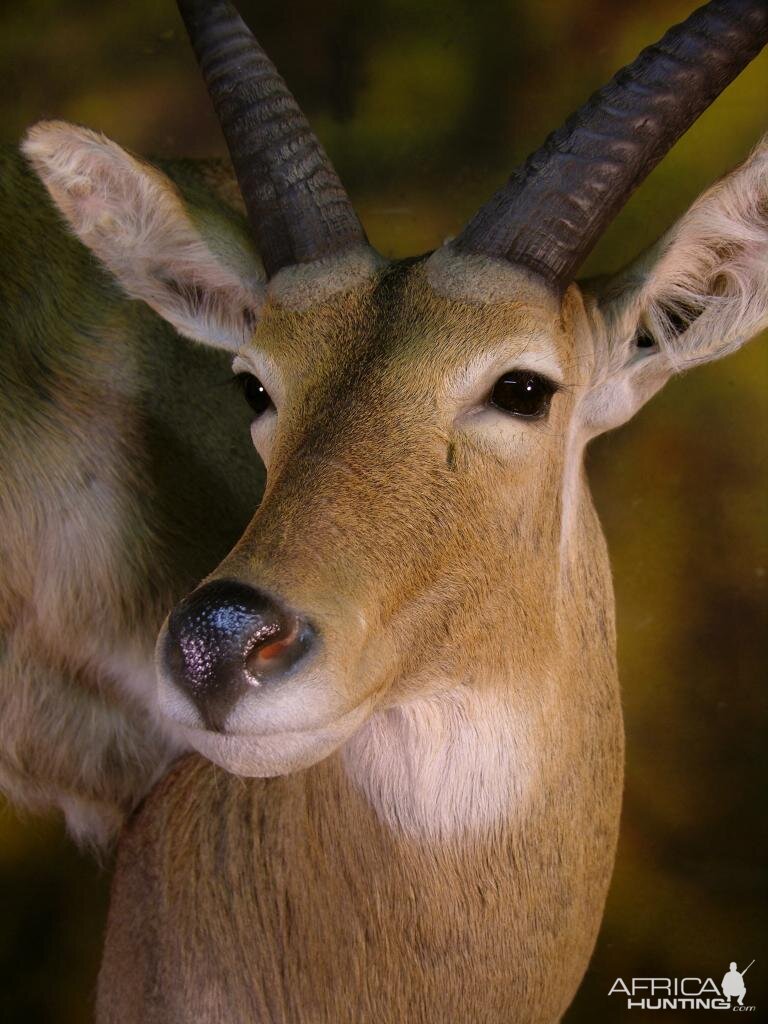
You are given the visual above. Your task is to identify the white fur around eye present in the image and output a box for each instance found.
[249,407,278,463]
[453,356,561,459]
[456,403,556,461]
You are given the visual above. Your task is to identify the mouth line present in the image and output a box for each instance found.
[170,696,381,777]
[173,695,374,743]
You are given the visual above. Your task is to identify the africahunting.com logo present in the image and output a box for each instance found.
[609,960,756,1012]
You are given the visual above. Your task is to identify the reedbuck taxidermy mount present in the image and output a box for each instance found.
[7,0,768,1019]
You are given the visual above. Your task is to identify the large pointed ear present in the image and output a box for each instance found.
[579,138,768,436]
[23,121,265,351]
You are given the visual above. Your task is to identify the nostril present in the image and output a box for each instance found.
[257,636,293,661]
[162,579,317,731]
[244,618,316,681]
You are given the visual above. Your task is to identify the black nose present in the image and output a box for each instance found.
[162,579,316,731]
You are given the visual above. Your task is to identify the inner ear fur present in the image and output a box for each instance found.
[23,120,265,351]
[580,137,768,434]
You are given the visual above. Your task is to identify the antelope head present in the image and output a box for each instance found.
[25,0,768,783]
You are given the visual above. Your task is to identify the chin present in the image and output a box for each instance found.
[166,700,374,777]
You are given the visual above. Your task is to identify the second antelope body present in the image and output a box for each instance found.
[17,0,768,1020]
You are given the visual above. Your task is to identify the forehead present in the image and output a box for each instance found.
[249,254,570,381]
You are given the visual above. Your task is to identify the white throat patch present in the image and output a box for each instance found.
[342,683,540,841]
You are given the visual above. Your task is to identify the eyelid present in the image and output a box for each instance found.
[497,367,561,393]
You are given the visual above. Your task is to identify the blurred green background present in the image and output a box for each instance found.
[0,0,766,1020]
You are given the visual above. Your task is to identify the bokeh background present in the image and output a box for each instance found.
[0,0,766,1020]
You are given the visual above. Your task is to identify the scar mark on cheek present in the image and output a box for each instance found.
[446,441,457,470]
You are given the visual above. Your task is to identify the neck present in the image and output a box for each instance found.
[98,653,623,1024]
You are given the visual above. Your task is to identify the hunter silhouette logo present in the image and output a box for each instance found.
[722,961,754,1007]
[609,961,757,1011]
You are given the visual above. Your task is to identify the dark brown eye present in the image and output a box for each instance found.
[236,373,272,417]
[490,371,556,419]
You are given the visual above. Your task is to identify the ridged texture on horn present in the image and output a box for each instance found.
[454,0,768,288]
[177,0,367,278]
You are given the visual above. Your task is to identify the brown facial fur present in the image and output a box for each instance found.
[205,262,588,725]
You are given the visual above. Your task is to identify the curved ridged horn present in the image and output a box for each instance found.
[454,0,768,289]
[177,0,367,278]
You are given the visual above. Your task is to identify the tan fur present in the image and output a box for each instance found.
[267,244,387,310]
[11,118,767,1019]
[425,244,562,308]
[98,266,623,1022]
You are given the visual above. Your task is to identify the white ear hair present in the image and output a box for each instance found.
[24,121,265,351]
[582,137,768,435]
